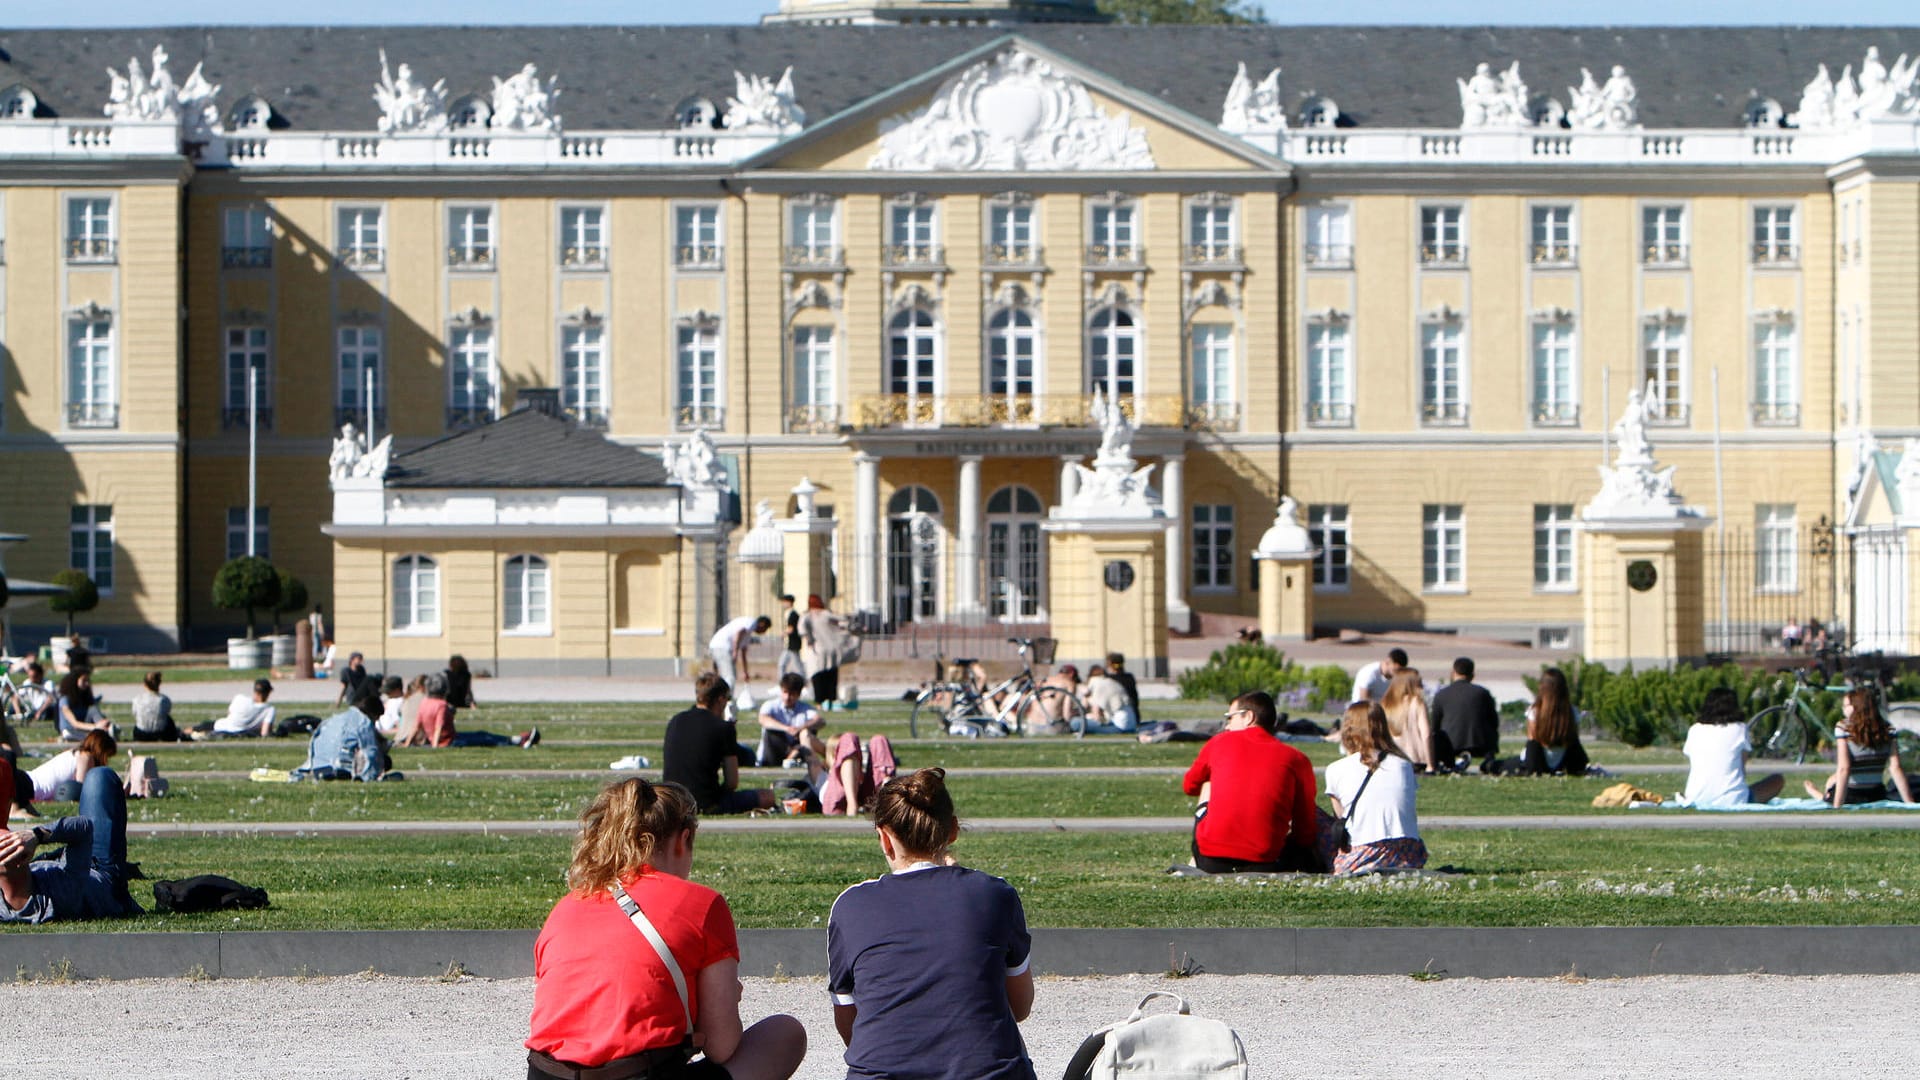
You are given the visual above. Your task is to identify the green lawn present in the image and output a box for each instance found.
[88,666,272,685]
[23,828,1919,933]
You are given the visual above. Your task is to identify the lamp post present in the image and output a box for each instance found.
[246,358,259,557]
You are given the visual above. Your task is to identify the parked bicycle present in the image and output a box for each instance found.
[908,636,1086,738]
[1749,647,1920,763]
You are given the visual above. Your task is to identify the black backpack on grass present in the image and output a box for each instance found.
[153,875,270,913]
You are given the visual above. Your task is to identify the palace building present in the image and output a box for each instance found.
[3,3,1920,668]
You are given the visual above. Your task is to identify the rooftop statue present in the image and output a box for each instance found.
[1457,61,1531,129]
[1568,65,1639,131]
[374,50,449,134]
[490,63,561,132]
[1221,62,1285,134]
[724,67,806,134]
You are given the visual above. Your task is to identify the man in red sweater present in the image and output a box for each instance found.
[1182,691,1320,873]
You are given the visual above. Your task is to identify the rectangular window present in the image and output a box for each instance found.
[338,206,383,269]
[1304,204,1352,268]
[67,317,116,428]
[1752,204,1797,265]
[1308,504,1350,591]
[1642,204,1687,265]
[1090,202,1138,263]
[66,197,114,262]
[988,202,1035,264]
[503,556,551,633]
[448,326,497,427]
[222,206,272,269]
[888,202,938,264]
[1642,318,1688,423]
[226,506,270,561]
[336,325,384,431]
[1187,200,1236,263]
[1753,319,1798,425]
[675,205,722,268]
[69,505,113,593]
[1530,204,1576,264]
[1306,319,1353,426]
[1756,504,1797,592]
[1419,204,1465,265]
[789,200,838,265]
[1190,324,1233,407]
[1531,319,1577,425]
[1422,504,1466,592]
[676,322,722,428]
[560,206,607,268]
[1533,504,1576,591]
[447,206,494,267]
[392,556,439,632]
[222,326,271,430]
[561,324,607,426]
[791,325,836,429]
[1420,320,1467,425]
[1191,504,1235,590]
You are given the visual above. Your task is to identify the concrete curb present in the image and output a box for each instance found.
[8,926,1920,982]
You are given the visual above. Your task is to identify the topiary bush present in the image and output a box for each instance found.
[48,569,99,638]
[272,571,309,635]
[1531,658,1833,747]
[212,556,281,640]
[1178,641,1296,702]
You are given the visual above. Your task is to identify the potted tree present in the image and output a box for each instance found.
[47,569,99,672]
[268,570,309,668]
[213,556,281,670]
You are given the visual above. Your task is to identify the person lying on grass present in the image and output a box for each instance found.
[527,777,806,1080]
[829,767,1036,1080]
[0,755,138,924]
[1804,689,1916,808]
[413,674,539,749]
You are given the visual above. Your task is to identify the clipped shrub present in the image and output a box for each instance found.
[1297,664,1353,712]
[212,556,281,640]
[1178,641,1296,702]
[1540,658,1834,747]
[48,570,99,638]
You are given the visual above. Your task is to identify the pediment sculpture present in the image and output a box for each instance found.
[375,50,449,134]
[724,68,806,134]
[490,63,561,133]
[1221,62,1285,135]
[871,49,1154,172]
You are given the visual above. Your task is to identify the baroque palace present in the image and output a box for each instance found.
[4,1,1920,671]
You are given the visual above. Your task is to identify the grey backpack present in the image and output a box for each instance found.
[1063,992,1249,1080]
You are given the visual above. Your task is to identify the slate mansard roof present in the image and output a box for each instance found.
[4,25,1920,133]
[384,407,672,490]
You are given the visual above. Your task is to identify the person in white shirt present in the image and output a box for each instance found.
[1078,664,1138,734]
[375,676,406,738]
[1682,686,1784,807]
[196,679,277,739]
[1350,647,1407,704]
[757,673,827,768]
[1322,701,1426,875]
[708,614,772,697]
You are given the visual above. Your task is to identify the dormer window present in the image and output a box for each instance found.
[449,95,492,130]
[228,95,275,131]
[0,85,38,121]
[674,96,719,130]
[1298,95,1340,128]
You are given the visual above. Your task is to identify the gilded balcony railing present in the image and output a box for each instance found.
[786,403,842,433]
[851,393,1188,431]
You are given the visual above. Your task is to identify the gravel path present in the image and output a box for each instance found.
[9,971,1916,1078]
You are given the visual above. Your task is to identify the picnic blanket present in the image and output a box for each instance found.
[1649,795,1920,811]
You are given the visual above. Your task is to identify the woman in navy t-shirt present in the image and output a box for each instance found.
[827,768,1036,1080]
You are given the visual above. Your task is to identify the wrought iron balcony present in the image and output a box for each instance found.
[1751,401,1801,426]
[446,403,496,430]
[1751,242,1799,266]
[785,403,842,434]
[221,246,272,270]
[1646,401,1690,426]
[1530,243,1578,265]
[66,402,119,428]
[1185,401,1241,432]
[567,405,609,429]
[66,237,116,263]
[676,403,725,430]
[334,405,388,430]
[561,245,608,269]
[339,245,385,271]
[221,405,274,430]
[983,243,1043,268]
[1531,402,1580,426]
[1304,243,1352,269]
[882,244,945,270]
[1642,242,1689,267]
[446,246,495,269]
[1183,244,1244,269]
[783,245,845,271]
[1084,243,1145,269]
[675,243,724,270]
[1421,401,1470,426]
[1306,401,1354,426]
[1419,244,1468,267]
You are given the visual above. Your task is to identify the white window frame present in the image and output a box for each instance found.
[447,204,495,268]
[676,319,723,429]
[1530,316,1578,426]
[1422,504,1466,593]
[887,199,939,265]
[226,506,270,561]
[988,198,1036,265]
[1087,305,1140,400]
[1190,323,1233,410]
[69,505,114,595]
[448,324,498,426]
[559,204,608,269]
[1308,504,1350,593]
[790,324,836,427]
[561,322,607,426]
[1533,504,1576,593]
[1186,196,1237,264]
[1756,504,1798,593]
[223,325,271,429]
[1753,316,1798,426]
[337,204,384,270]
[887,306,940,423]
[1305,316,1352,426]
[391,555,440,634]
[65,195,115,263]
[1088,198,1139,264]
[1191,503,1235,592]
[1641,203,1688,266]
[1304,202,1352,269]
[502,554,552,634]
[1752,203,1798,266]
[1419,316,1468,426]
[337,324,384,430]
[1418,203,1466,266]
[674,204,723,269]
[1530,204,1577,265]
[222,205,273,269]
[788,197,838,265]
[1642,315,1689,424]
[66,315,116,429]
[987,307,1039,405]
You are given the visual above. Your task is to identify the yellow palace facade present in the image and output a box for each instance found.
[3,11,1920,667]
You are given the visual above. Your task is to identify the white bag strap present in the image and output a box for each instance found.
[612,882,693,1035]
[1126,991,1192,1022]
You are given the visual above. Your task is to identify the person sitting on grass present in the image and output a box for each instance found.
[294,689,394,782]
[1078,664,1138,734]
[130,670,187,742]
[57,669,114,742]
[828,768,1035,1080]
[17,662,57,726]
[1030,664,1080,733]
[0,745,138,924]
[1181,691,1320,873]
[1323,702,1427,876]
[756,673,826,769]
[664,673,777,815]
[374,676,406,739]
[415,674,538,749]
[1682,687,1784,807]
[819,732,898,817]
[526,777,807,1080]
[1381,668,1435,773]
[1507,667,1590,777]
[193,678,277,739]
[1804,689,1915,808]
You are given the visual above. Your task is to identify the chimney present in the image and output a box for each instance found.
[515,388,565,419]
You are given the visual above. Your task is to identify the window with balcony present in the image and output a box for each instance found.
[1420,318,1467,426]
[223,326,271,431]
[226,506,270,561]
[790,325,836,430]
[1186,198,1238,265]
[1190,324,1234,427]
[1753,317,1798,426]
[1308,505,1350,591]
[1534,504,1576,591]
[1752,204,1797,265]
[561,323,607,428]
[560,205,607,268]
[1530,318,1577,425]
[1530,204,1576,264]
[1756,504,1798,592]
[448,325,498,428]
[70,506,114,593]
[1642,316,1688,424]
[987,200,1037,265]
[1088,201,1139,265]
[336,325,384,431]
[887,308,938,423]
[447,205,494,268]
[988,308,1038,419]
[1642,204,1688,265]
[337,206,384,270]
[503,554,551,633]
[1422,504,1466,592]
[1088,306,1138,400]
[1306,318,1352,426]
[66,315,116,429]
[787,198,839,267]
[675,205,722,268]
[887,199,940,266]
[392,555,439,632]
[1191,505,1235,590]
[222,206,272,269]
[66,197,115,263]
[1419,204,1466,265]
[1304,204,1352,268]
[676,321,722,428]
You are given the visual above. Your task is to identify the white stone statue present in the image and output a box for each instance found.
[1611,381,1657,467]
[753,499,775,530]
[352,434,393,480]
[1457,61,1530,129]
[1791,63,1838,129]
[374,50,449,134]
[1583,380,1701,522]
[177,63,222,142]
[329,423,367,479]
[723,67,806,134]
[1091,386,1136,464]
[664,428,727,491]
[1254,495,1315,558]
[1221,62,1285,135]
[1793,48,1920,128]
[1568,65,1640,131]
[489,63,561,132]
[105,46,181,122]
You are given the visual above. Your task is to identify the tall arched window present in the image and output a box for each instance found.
[987,307,1037,414]
[1088,307,1138,400]
[985,485,1046,619]
[888,306,938,424]
[392,555,439,632]
[503,554,550,632]
[886,486,942,625]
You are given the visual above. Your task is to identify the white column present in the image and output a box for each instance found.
[955,455,983,616]
[854,452,881,617]
[1058,455,1080,506]
[1163,453,1191,632]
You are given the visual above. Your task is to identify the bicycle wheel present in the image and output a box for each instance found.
[1032,686,1087,737]
[908,688,944,738]
[1886,705,1920,761]
[1746,706,1791,760]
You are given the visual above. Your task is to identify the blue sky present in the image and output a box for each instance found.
[8,0,1919,26]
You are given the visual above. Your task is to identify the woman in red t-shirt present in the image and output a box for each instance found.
[526,779,807,1080]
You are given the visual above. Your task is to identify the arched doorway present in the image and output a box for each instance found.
[887,485,942,626]
[986,485,1045,620]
